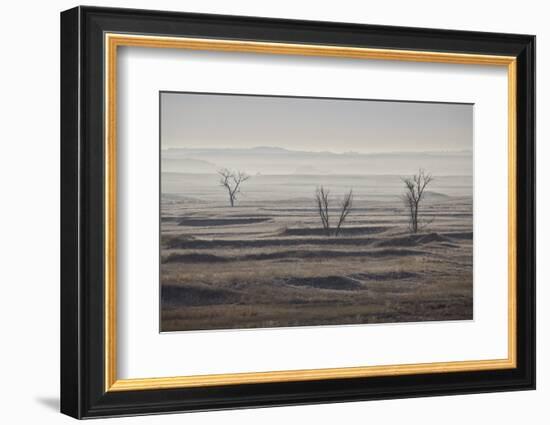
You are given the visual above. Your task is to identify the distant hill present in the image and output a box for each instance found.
[161,146,473,176]
[161,157,218,174]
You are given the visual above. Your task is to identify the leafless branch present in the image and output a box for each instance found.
[314,187,354,236]
[401,168,433,233]
[315,186,331,235]
[218,168,250,207]
[335,189,354,236]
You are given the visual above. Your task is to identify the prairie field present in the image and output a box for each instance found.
[160,173,473,332]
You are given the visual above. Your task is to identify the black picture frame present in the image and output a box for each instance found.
[61,5,535,419]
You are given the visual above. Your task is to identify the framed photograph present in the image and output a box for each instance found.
[60,6,535,419]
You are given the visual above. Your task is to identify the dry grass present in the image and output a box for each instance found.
[160,174,473,332]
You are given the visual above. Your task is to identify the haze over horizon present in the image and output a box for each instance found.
[161,144,473,176]
[161,92,473,154]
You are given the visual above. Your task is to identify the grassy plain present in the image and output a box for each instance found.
[160,173,473,332]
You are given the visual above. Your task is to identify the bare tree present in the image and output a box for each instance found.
[218,168,250,207]
[335,190,354,236]
[402,169,433,233]
[315,186,331,235]
[315,187,354,236]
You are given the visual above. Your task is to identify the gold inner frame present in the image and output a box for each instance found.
[104,33,517,392]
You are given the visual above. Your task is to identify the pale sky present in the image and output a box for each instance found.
[160,92,473,154]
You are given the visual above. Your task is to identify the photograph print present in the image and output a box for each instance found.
[160,92,473,332]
